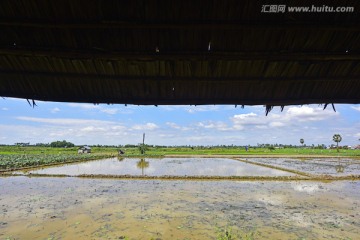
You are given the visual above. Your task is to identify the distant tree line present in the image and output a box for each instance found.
[49,140,75,148]
[2,142,352,149]
[35,143,50,147]
[3,136,357,149]
[15,142,30,146]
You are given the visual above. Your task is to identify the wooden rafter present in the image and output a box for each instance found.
[0,20,359,30]
[0,70,359,83]
[0,47,359,61]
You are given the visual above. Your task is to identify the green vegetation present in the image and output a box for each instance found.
[0,144,359,171]
[138,144,147,155]
[268,146,275,151]
[216,226,257,240]
[136,146,359,157]
[49,140,75,148]
[1,145,360,157]
[217,227,235,240]
[0,152,113,170]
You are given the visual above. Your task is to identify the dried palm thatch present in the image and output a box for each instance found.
[0,0,359,114]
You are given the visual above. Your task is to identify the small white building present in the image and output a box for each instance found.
[78,146,91,154]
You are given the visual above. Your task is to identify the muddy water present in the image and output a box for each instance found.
[1,177,359,240]
[240,158,360,176]
[17,158,297,177]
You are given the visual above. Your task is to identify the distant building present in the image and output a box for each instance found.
[15,142,30,146]
[78,146,91,154]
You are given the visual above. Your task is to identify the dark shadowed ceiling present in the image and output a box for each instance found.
[0,0,359,109]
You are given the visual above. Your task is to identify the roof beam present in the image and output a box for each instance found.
[0,70,358,83]
[0,19,359,31]
[0,47,359,61]
[1,92,359,106]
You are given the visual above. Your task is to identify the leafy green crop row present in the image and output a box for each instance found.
[0,154,114,170]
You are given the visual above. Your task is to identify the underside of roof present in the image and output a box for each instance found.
[0,0,359,107]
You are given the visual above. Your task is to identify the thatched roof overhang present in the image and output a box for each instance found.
[0,0,359,108]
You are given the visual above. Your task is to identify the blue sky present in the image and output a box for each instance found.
[0,98,359,146]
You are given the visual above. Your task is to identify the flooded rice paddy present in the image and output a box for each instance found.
[240,158,360,177]
[1,157,360,239]
[15,158,297,177]
[1,177,359,240]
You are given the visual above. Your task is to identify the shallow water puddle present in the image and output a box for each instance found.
[16,158,297,177]
[0,177,359,239]
[242,158,360,176]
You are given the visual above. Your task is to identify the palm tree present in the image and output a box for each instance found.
[333,134,342,152]
[300,138,304,147]
[139,133,146,154]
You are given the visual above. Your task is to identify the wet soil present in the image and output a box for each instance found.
[1,177,359,240]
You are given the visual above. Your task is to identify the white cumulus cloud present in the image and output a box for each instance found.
[16,116,115,126]
[196,121,230,131]
[231,112,267,130]
[285,106,338,122]
[50,107,60,113]
[166,122,181,129]
[80,126,106,132]
[131,123,159,131]
[229,106,338,130]
[166,122,191,131]
[159,105,221,113]
[269,121,285,127]
[68,103,119,115]
[351,106,360,112]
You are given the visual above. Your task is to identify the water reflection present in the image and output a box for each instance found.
[136,159,149,175]
[335,165,345,173]
[291,182,325,193]
[19,158,297,177]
